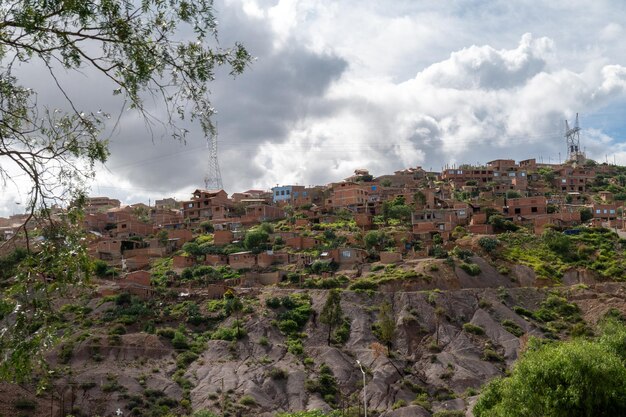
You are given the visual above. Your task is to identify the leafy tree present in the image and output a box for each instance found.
[478,237,499,254]
[320,289,343,346]
[0,0,250,218]
[224,290,244,338]
[244,229,270,253]
[0,0,250,381]
[375,301,396,355]
[182,241,203,258]
[474,323,626,417]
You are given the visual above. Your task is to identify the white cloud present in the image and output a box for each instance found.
[246,33,626,187]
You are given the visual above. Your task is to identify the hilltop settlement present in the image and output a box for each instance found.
[3,156,626,417]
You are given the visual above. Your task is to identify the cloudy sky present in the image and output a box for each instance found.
[3,0,626,215]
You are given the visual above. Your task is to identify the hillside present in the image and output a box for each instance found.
[3,253,626,417]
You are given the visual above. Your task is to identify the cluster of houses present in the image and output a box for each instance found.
[1,157,625,297]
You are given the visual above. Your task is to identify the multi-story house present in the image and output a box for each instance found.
[181,189,232,221]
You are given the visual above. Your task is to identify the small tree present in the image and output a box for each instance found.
[376,301,396,355]
[244,229,270,253]
[320,289,343,346]
[224,291,244,338]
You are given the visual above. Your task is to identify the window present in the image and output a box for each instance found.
[508,172,516,177]
[562,179,567,183]
[303,191,308,196]
[531,207,538,213]
[610,209,616,214]
[515,208,521,214]
[596,209,601,214]
[342,251,351,258]
[281,190,285,195]
[286,190,290,195]
[275,191,279,196]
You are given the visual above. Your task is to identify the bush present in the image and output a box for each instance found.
[13,398,37,410]
[479,237,499,253]
[474,328,626,417]
[268,367,287,380]
[156,327,176,339]
[501,319,524,337]
[392,399,407,410]
[463,323,485,335]
[176,351,199,369]
[459,262,481,276]
[349,279,378,291]
[239,395,256,406]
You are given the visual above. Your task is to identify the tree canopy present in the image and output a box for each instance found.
[0,0,250,382]
[474,319,626,417]
[0,0,251,216]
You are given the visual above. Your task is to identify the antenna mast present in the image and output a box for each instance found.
[565,113,584,163]
[204,126,224,190]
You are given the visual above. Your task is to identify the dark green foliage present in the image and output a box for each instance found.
[501,320,524,337]
[374,300,396,354]
[459,262,481,276]
[348,278,379,291]
[332,318,351,345]
[13,397,37,410]
[320,290,343,346]
[433,411,465,417]
[273,294,313,336]
[244,229,270,253]
[176,351,199,369]
[305,364,339,406]
[478,237,499,253]
[474,322,626,417]
[463,323,485,335]
[309,260,337,274]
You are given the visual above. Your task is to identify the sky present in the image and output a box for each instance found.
[3,0,626,215]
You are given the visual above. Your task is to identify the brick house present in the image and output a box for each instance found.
[214,230,234,245]
[182,189,232,221]
[228,251,257,270]
[411,207,469,239]
[505,197,548,217]
[320,247,367,267]
[240,204,285,224]
[552,166,595,193]
[285,236,320,250]
[114,219,153,238]
[326,182,369,209]
[85,196,121,214]
[592,204,619,220]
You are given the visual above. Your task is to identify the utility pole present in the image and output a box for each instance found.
[356,360,367,417]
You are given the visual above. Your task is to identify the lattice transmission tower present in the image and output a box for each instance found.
[565,113,585,163]
[204,128,223,190]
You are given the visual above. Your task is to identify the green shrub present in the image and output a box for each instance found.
[501,319,524,337]
[463,323,485,335]
[156,327,176,339]
[239,395,256,406]
[268,367,287,380]
[433,411,465,417]
[286,338,304,356]
[392,399,407,410]
[483,348,504,362]
[13,398,37,410]
[172,331,189,350]
[349,279,378,291]
[459,262,481,276]
[176,351,199,369]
